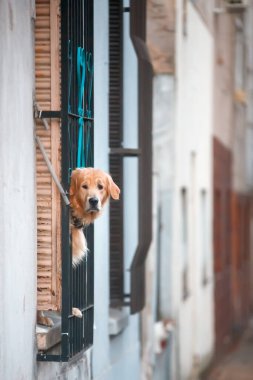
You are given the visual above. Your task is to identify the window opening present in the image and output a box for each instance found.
[200,189,208,285]
[181,188,189,299]
[37,0,94,362]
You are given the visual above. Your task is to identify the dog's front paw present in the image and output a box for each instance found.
[37,311,54,327]
[72,307,83,318]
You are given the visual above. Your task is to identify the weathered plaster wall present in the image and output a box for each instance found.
[38,352,91,380]
[0,1,37,379]
[174,2,215,377]
[144,1,215,379]
[147,0,175,73]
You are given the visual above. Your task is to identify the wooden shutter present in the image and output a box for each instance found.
[109,0,153,314]
[130,0,153,314]
[109,0,124,307]
[35,0,61,311]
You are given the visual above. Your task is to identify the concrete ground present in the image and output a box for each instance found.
[204,328,253,380]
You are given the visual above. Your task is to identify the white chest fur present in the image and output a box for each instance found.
[71,226,88,266]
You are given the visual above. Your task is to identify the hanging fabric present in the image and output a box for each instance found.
[76,46,86,168]
[86,52,93,166]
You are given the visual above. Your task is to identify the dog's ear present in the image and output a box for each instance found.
[107,174,120,200]
[69,169,80,196]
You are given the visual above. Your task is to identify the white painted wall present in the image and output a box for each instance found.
[147,3,215,379]
[141,74,176,376]
[153,75,175,319]
[173,2,214,378]
[38,352,91,380]
[0,1,37,379]
[92,0,111,376]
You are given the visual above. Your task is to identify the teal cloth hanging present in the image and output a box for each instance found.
[86,52,93,166]
[76,47,86,168]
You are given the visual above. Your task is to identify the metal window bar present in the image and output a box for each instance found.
[37,0,94,362]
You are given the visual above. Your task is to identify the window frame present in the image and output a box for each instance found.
[37,0,94,362]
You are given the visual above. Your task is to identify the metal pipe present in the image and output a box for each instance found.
[35,135,70,206]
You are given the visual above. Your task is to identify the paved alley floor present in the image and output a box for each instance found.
[205,328,253,380]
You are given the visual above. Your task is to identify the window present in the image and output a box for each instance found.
[181,188,189,299]
[36,0,94,361]
[200,190,208,285]
[109,0,153,314]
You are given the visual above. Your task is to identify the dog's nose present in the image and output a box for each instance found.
[89,197,99,208]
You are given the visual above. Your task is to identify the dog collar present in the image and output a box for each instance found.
[71,214,84,229]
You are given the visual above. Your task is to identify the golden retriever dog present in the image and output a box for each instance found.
[70,167,120,264]
[70,167,120,317]
[37,168,120,325]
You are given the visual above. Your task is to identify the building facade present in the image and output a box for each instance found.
[213,0,253,353]
[1,1,253,380]
[142,1,214,379]
[0,0,152,379]
[143,2,253,380]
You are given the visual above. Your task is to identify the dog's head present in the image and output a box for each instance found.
[69,168,120,224]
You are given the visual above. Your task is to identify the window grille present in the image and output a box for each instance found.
[37,0,94,362]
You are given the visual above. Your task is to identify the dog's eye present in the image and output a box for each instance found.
[97,184,103,190]
[82,184,88,189]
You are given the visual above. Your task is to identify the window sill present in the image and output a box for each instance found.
[36,311,61,351]
[109,308,129,336]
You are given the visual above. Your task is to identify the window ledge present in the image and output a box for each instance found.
[109,308,129,336]
[36,311,61,351]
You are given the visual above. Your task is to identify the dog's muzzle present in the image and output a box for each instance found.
[87,197,99,212]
